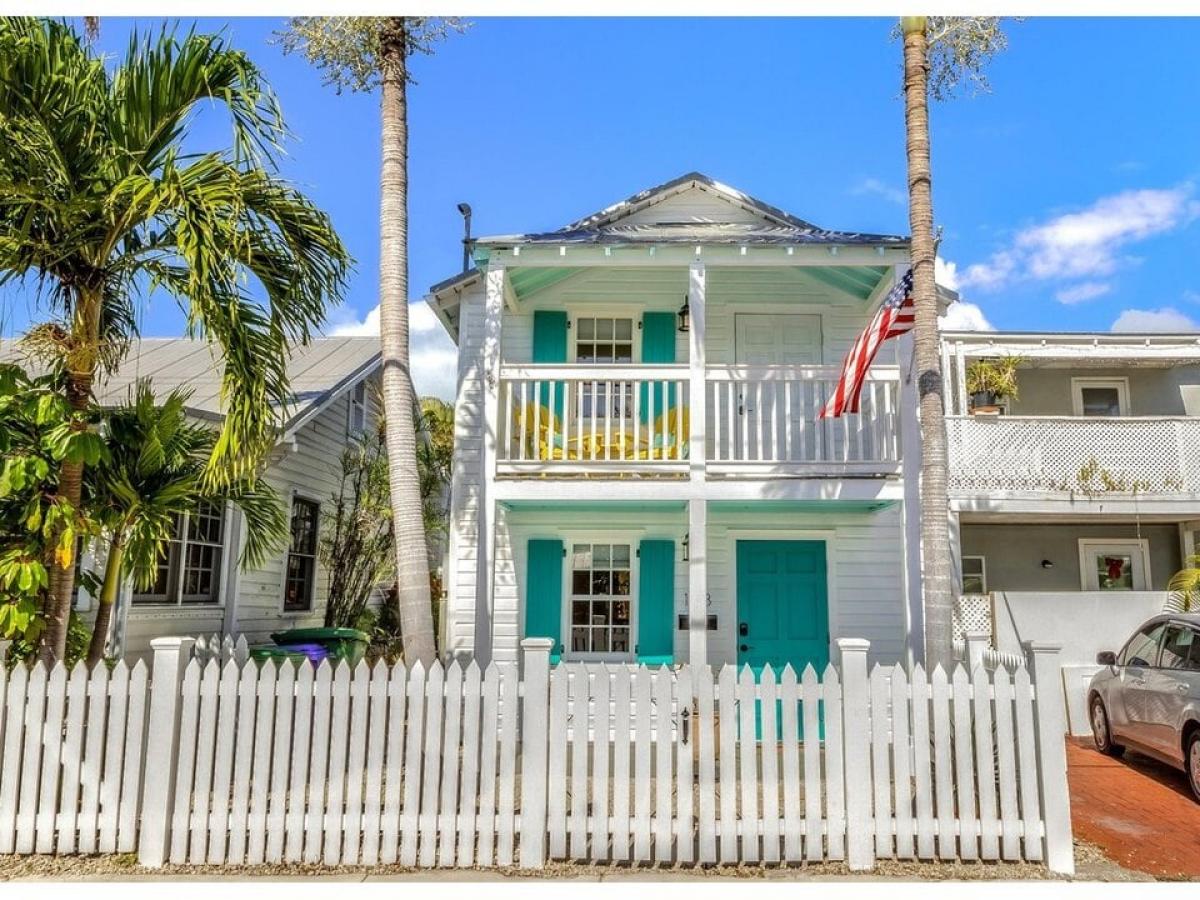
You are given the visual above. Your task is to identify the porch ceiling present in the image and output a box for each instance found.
[501,500,687,513]
[710,499,897,514]
[509,266,585,299]
[801,265,890,301]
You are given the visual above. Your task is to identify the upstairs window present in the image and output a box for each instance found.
[1072,378,1129,417]
[132,502,225,606]
[575,317,634,419]
[347,382,368,436]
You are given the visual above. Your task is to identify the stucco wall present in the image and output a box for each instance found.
[960,522,1181,592]
[1008,366,1200,417]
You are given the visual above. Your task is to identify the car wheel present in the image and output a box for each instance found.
[1091,696,1124,757]
[1186,730,1200,803]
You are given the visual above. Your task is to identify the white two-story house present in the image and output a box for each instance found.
[427,173,933,671]
[943,331,1200,683]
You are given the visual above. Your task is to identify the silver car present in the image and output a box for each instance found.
[1088,613,1200,801]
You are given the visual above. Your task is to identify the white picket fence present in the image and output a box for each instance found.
[0,636,1073,873]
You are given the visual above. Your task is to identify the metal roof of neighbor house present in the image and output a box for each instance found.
[0,336,381,433]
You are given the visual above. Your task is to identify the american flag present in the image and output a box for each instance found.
[819,267,915,419]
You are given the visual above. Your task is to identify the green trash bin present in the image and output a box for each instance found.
[248,645,313,665]
[269,627,371,667]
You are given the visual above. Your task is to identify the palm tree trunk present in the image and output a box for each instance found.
[902,16,954,672]
[41,366,93,666]
[85,536,124,668]
[378,17,436,666]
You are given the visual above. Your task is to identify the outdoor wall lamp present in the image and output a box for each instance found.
[677,295,690,333]
[682,532,690,561]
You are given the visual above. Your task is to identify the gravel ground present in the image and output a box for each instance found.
[0,839,1152,881]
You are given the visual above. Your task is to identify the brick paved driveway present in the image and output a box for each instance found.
[1067,738,1200,879]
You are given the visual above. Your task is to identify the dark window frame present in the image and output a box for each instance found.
[284,496,320,613]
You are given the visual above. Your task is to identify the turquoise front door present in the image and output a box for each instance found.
[736,540,829,675]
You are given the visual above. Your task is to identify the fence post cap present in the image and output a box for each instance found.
[1023,641,1063,654]
[835,638,871,652]
[520,637,555,651]
[150,636,195,652]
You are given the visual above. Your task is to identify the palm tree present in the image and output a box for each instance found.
[1167,556,1200,613]
[898,17,1009,671]
[0,19,350,663]
[278,17,464,666]
[84,382,286,666]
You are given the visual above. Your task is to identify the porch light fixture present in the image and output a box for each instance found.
[677,295,690,333]
[682,532,690,561]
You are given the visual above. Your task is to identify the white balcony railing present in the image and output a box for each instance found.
[495,364,903,476]
[705,365,901,471]
[496,365,691,473]
[946,415,1200,495]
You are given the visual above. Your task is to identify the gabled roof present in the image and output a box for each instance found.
[476,171,908,248]
[0,337,381,436]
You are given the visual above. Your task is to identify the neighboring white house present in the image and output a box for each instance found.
[942,331,1200,729]
[1,336,384,661]
[427,172,941,672]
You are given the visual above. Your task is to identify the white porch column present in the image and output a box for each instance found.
[220,505,245,637]
[687,261,708,667]
[896,286,925,667]
[475,263,505,666]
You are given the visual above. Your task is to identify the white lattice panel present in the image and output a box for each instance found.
[947,416,1200,495]
[952,593,993,642]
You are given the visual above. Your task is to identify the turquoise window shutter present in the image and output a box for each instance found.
[636,539,675,665]
[526,539,564,663]
[532,310,568,420]
[639,311,677,425]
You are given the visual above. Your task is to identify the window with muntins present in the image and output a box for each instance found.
[570,542,632,657]
[132,501,225,605]
[575,317,634,419]
[961,556,987,594]
[285,498,320,612]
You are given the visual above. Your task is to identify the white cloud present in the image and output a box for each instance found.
[850,177,905,206]
[960,185,1199,292]
[1055,281,1111,305]
[935,256,960,292]
[1111,306,1200,333]
[330,302,458,400]
[936,255,993,331]
[940,301,994,332]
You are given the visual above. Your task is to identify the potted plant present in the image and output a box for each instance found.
[965,355,1024,413]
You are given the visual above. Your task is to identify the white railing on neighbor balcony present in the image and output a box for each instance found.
[496,365,691,473]
[705,365,901,472]
[946,415,1200,495]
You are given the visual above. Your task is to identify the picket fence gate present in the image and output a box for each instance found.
[0,636,1074,874]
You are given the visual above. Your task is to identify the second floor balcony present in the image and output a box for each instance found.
[494,363,902,477]
[947,414,1200,496]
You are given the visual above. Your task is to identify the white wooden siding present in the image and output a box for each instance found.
[111,373,384,661]
[487,503,906,668]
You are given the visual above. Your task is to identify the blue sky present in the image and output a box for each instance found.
[4,16,1200,398]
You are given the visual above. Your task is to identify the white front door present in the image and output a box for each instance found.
[733,314,822,461]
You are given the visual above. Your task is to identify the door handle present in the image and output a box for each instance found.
[739,623,749,637]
